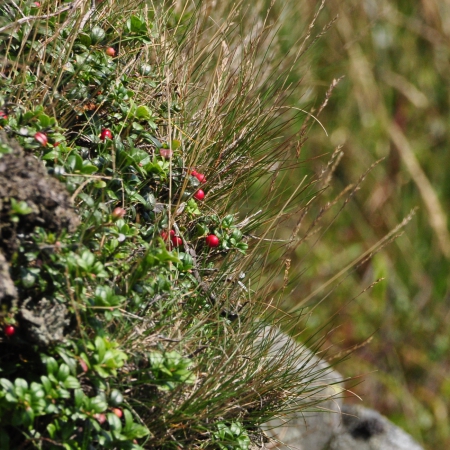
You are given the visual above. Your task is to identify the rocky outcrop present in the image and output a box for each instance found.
[0,131,79,259]
[259,328,424,450]
[0,132,78,345]
[0,252,17,307]
[329,404,424,450]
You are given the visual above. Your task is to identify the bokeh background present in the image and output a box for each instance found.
[260,1,450,448]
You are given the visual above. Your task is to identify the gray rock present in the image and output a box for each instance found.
[257,327,424,450]
[0,130,80,259]
[20,297,70,347]
[0,252,17,306]
[329,404,424,450]
[258,327,343,450]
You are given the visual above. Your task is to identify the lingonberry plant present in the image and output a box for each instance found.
[0,0,354,449]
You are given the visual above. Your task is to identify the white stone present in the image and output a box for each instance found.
[257,327,424,450]
[258,327,343,450]
[330,404,424,450]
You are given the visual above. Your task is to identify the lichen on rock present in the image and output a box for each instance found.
[0,131,79,259]
[0,252,17,307]
[0,131,78,346]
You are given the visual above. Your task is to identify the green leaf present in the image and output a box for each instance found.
[109,390,123,408]
[38,113,52,128]
[95,180,107,188]
[40,376,51,393]
[74,388,85,408]
[132,122,144,131]
[47,422,56,438]
[94,366,110,378]
[81,164,98,175]
[231,229,243,240]
[0,378,14,391]
[155,242,181,263]
[10,198,33,215]
[67,153,83,172]
[90,395,108,413]
[42,150,60,160]
[44,403,58,414]
[30,382,45,398]
[128,15,144,33]
[129,423,150,438]
[63,376,80,389]
[135,105,151,119]
[57,363,70,382]
[56,349,78,376]
[107,412,122,431]
[90,26,106,44]
[14,378,28,390]
[95,336,106,362]
[81,250,96,268]
[107,189,119,200]
[78,33,92,47]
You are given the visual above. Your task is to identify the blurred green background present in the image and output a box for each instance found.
[259,0,450,448]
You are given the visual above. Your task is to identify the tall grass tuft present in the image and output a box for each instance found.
[0,0,397,448]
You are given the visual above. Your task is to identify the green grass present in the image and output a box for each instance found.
[2,0,444,448]
[251,1,450,448]
[0,1,350,448]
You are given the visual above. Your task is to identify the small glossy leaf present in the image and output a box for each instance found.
[135,105,151,119]
[95,336,106,362]
[57,363,70,382]
[107,412,122,431]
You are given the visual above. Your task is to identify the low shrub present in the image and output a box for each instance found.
[0,1,344,448]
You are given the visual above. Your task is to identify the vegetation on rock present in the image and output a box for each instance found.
[0,1,348,448]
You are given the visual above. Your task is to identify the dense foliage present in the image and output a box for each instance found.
[0,1,339,449]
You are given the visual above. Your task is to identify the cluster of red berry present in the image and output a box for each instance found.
[94,407,123,424]
[30,121,219,251]
[30,128,113,146]
[191,169,206,201]
[160,229,219,249]
[160,229,183,247]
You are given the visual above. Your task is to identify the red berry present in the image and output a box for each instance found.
[193,189,205,201]
[161,230,175,241]
[0,111,7,120]
[79,359,89,373]
[160,149,172,159]
[33,2,40,6]
[95,413,106,424]
[100,128,113,141]
[34,132,48,146]
[112,207,126,219]
[190,169,198,176]
[195,173,206,183]
[4,325,15,337]
[205,234,219,248]
[105,47,116,57]
[112,408,123,418]
[171,236,183,247]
